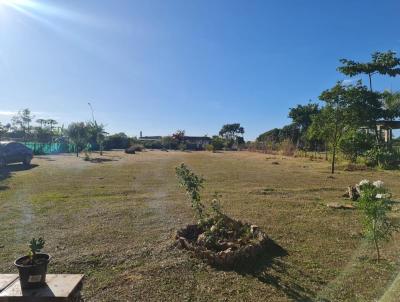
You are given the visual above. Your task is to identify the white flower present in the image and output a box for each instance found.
[373,180,384,188]
[359,179,370,186]
[376,194,383,199]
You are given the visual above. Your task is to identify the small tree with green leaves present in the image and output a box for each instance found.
[66,122,89,157]
[175,163,205,219]
[357,180,396,262]
[28,237,45,264]
[175,164,255,251]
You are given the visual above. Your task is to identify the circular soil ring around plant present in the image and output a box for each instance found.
[175,224,270,269]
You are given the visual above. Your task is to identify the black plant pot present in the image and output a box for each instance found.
[14,253,51,289]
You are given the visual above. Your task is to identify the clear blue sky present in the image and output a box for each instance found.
[0,0,399,140]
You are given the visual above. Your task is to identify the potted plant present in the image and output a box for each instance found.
[14,237,51,288]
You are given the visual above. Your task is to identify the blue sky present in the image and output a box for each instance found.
[0,0,399,140]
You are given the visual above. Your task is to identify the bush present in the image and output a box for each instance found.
[179,143,187,151]
[125,147,136,154]
[83,147,91,161]
[175,164,258,252]
[161,136,178,150]
[104,133,130,150]
[211,136,225,151]
[176,163,205,219]
[205,144,214,152]
[339,131,375,162]
[131,144,144,152]
[357,179,397,261]
[365,146,400,169]
[280,139,296,156]
[142,140,163,149]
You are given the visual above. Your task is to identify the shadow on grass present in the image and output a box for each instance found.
[34,156,56,161]
[234,239,317,302]
[0,164,39,182]
[88,158,117,164]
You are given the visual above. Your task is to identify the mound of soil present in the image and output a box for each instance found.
[175,221,269,268]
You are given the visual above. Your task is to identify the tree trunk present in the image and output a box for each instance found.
[76,145,79,157]
[331,144,336,174]
[325,142,328,161]
[374,237,380,262]
[372,219,380,262]
[368,73,373,91]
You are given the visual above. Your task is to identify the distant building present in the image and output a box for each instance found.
[183,136,212,149]
[139,136,162,141]
[361,120,400,143]
[138,132,211,150]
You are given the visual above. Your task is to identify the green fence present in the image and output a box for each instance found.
[22,142,76,155]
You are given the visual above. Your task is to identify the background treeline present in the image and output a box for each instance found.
[0,110,246,154]
[251,51,400,172]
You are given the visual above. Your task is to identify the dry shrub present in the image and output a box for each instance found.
[280,139,296,156]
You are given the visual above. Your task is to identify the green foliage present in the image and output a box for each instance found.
[219,123,245,149]
[175,163,205,219]
[175,166,255,251]
[279,139,296,156]
[257,124,300,146]
[83,146,91,161]
[308,80,382,172]
[103,132,130,150]
[211,135,225,150]
[161,136,178,149]
[11,109,35,140]
[254,51,400,172]
[28,237,45,264]
[338,50,400,90]
[87,121,107,154]
[172,130,185,144]
[365,146,400,169]
[219,123,244,140]
[357,181,396,261]
[382,90,400,120]
[289,103,320,133]
[66,122,89,156]
[34,127,53,144]
[142,140,163,149]
[205,144,214,152]
[178,143,187,151]
[339,131,375,162]
[0,122,10,140]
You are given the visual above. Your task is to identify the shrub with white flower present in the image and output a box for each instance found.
[373,180,384,188]
[359,179,370,186]
[357,179,396,262]
[357,179,387,196]
[356,179,372,193]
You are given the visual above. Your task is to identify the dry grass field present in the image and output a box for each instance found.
[1,150,400,301]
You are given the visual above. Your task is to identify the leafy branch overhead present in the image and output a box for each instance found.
[338,50,400,90]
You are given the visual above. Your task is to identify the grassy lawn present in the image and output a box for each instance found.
[1,150,400,301]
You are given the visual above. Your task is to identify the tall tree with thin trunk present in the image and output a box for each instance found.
[66,122,89,157]
[12,109,34,141]
[309,81,383,173]
[87,121,107,155]
[338,51,400,91]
